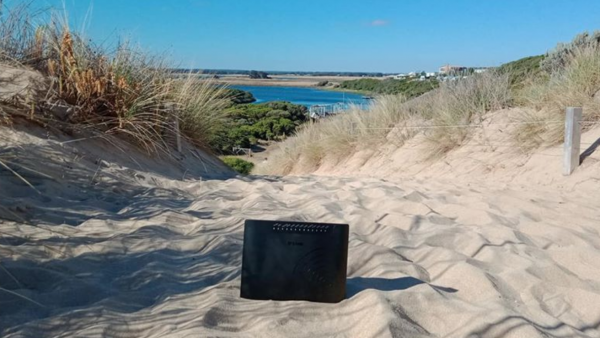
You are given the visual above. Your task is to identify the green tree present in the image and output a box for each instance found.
[249,70,270,79]
[222,88,256,104]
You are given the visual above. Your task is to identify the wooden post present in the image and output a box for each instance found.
[172,105,182,153]
[563,107,582,176]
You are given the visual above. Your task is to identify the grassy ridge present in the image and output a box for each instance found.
[210,101,308,154]
[339,78,439,98]
[258,71,512,174]
[498,55,545,88]
[0,4,229,154]
[515,40,600,149]
[259,31,600,175]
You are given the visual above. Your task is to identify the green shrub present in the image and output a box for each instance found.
[222,157,254,175]
[249,70,269,79]
[221,88,256,104]
[541,31,600,72]
[498,55,546,88]
[211,101,307,154]
[339,78,438,98]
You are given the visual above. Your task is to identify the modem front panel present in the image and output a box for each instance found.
[241,220,349,303]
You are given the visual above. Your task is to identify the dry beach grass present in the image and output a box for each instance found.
[257,71,513,174]
[0,3,230,154]
[258,37,600,175]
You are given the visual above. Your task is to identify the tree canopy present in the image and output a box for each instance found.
[248,70,270,79]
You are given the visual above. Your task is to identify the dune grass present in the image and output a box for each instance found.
[261,32,600,175]
[516,39,600,149]
[421,71,511,156]
[257,71,512,174]
[259,95,416,173]
[0,3,229,154]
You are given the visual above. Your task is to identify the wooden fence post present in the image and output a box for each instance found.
[166,104,182,153]
[174,116,182,153]
[563,107,582,176]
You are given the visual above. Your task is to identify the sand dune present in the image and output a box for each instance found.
[2,125,600,337]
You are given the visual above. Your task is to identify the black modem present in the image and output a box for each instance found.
[241,219,349,303]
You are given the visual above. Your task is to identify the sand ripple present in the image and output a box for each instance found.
[2,171,600,337]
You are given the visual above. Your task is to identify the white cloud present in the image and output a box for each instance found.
[370,19,389,26]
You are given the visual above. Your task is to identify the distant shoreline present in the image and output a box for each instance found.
[204,74,376,88]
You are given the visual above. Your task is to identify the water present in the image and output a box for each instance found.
[231,85,368,107]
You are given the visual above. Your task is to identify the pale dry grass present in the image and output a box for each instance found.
[423,71,511,156]
[256,95,416,174]
[517,43,600,149]
[257,71,512,174]
[0,4,229,154]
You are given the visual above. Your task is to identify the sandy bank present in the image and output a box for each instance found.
[205,75,366,88]
[2,123,600,337]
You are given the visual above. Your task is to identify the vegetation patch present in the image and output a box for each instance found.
[221,88,256,104]
[248,70,270,79]
[260,31,600,175]
[339,77,439,98]
[422,71,511,156]
[222,157,254,175]
[0,4,229,154]
[257,71,512,174]
[210,101,308,154]
[516,32,600,148]
[498,55,546,89]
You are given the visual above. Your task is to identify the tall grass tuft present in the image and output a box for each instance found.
[257,71,512,174]
[517,37,600,148]
[257,95,418,174]
[0,3,229,153]
[423,71,511,156]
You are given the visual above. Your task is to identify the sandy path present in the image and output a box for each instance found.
[3,158,600,338]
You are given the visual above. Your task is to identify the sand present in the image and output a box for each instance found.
[2,123,600,338]
[262,108,600,190]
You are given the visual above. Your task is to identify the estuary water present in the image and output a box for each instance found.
[231,85,368,107]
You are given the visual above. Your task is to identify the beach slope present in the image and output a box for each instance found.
[2,125,600,337]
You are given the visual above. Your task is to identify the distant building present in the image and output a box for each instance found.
[426,72,436,78]
[473,68,488,74]
[439,65,466,74]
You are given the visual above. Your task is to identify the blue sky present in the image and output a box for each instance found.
[12,0,600,73]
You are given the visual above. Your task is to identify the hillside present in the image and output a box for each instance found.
[258,32,600,181]
[5,101,600,338]
[258,106,600,186]
[338,77,439,98]
[4,112,600,338]
[498,55,545,88]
